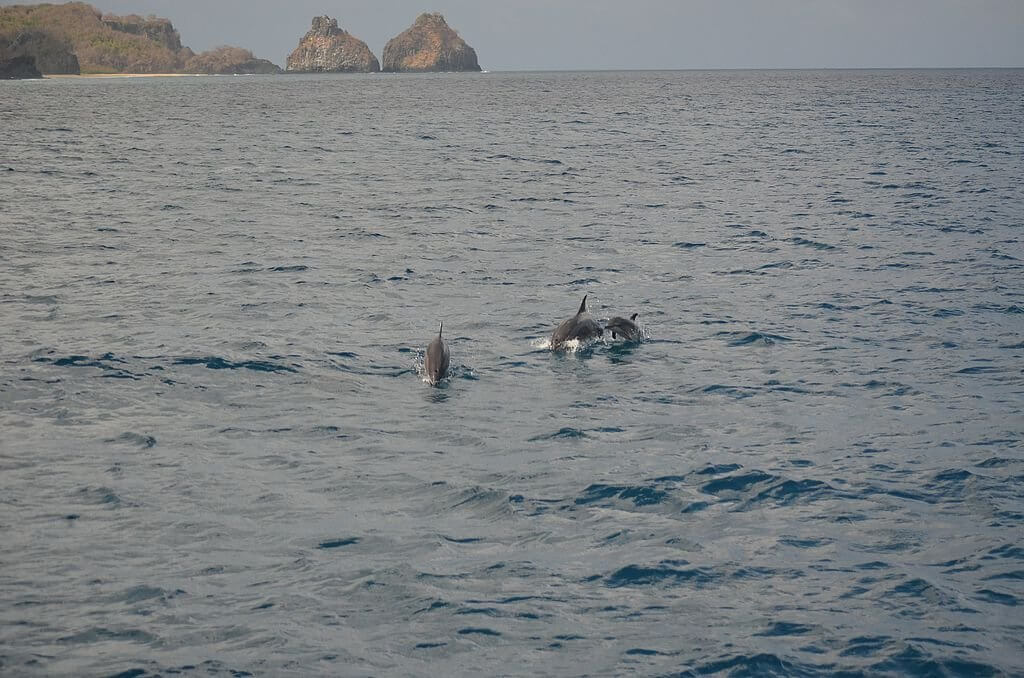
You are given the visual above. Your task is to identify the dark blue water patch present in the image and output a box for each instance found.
[856,562,891,570]
[955,365,1001,375]
[975,303,1024,314]
[528,427,587,441]
[457,627,501,636]
[604,561,715,588]
[76,487,123,507]
[105,432,156,449]
[691,464,743,477]
[719,331,792,346]
[839,635,893,657]
[414,641,447,649]
[575,484,668,507]
[788,237,837,250]
[779,537,834,549]
[870,644,1001,677]
[985,544,1024,560]
[754,622,814,637]
[743,478,839,507]
[441,535,484,544]
[173,356,298,373]
[975,457,1018,468]
[694,652,821,676]
[701,471,775,495]
[624,648,665,656]
[757,261,794,271]
[59,627,156,644]
[318,537,359,549]
[37,353,139,379]
[982,570,1024,581]
[673,242,706,249]
[455,607,501,617]
[973,589,1018,606]
[680,501,709,513]
[698,383,757,399]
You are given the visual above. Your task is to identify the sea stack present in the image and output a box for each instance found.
[287,16,379,73]
[382,13,481,73]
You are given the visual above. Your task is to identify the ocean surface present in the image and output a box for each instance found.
[1,70,1022,677]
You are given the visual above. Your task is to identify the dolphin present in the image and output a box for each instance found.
[550,295,604,349]
[424,321,450,384]
[605,313,642,341]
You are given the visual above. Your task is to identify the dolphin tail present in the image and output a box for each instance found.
[577,295,588,314]
[630,313,638,321]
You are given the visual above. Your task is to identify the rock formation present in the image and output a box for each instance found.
[185,47,282,75]
[101,14,183,52]
[1,29,80,74]
[382,13,480,72]
[287,16,379,73]
[0,54,43,79]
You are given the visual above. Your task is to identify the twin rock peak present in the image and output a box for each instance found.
[287,13,481,73]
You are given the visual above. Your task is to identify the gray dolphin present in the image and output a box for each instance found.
[606,313,642,341]
[424,322,450,384]
[550,295,604,349]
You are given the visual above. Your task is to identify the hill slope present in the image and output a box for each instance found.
[0,2,281,75]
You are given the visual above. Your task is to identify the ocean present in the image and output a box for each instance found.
[1,70,1022,676]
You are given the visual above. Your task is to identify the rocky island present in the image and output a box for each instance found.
[287,16,379,73]
[382,13,481,73]
[0,2,281,75]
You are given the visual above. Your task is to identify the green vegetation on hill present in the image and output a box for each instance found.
[0,2,281,75]
[184,46,282,75]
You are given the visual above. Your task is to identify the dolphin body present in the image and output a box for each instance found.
[550,295,604,349]
[605,313,642,341]
[424,322,450,384]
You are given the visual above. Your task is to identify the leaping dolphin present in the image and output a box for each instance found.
[550,295,604,349]
[424,322,450,384]
[605,313,642,341]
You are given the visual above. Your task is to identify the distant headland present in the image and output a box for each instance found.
[1,3,482,79]
[0,2,280,77]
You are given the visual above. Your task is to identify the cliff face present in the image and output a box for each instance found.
[1,28,80,74]
[287,16,379,73]
[101,15,183,52]
[0,53,42,79]
[382,13,480,73]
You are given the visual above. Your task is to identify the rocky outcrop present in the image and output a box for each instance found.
[1,29,80,74]
[0,54,42,79]
[185,47,282,75]
[382,13,480,72]
[287,16,379,73]
[101,14,183,52]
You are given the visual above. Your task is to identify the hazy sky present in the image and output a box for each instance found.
[7,0,1024,69]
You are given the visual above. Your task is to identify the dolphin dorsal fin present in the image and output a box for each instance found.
[577,295,588,314]
[630,313,638,321]
[439,321,443,337]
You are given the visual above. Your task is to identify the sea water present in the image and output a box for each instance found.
[1,70,1022,676]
